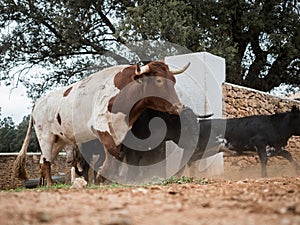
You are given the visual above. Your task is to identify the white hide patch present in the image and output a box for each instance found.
[109,112,129,145]
[87,81,130,145]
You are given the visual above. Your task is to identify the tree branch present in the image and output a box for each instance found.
[91,1,126,44]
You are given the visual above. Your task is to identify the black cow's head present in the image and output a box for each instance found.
[291,105,300,135]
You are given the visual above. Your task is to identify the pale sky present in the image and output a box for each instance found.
[0,84,32,124]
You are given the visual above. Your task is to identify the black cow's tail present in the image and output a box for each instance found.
[13,115,34,180]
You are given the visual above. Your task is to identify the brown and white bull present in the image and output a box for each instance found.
[14,61,189,187]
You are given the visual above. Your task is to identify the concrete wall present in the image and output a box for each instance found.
[1,82,300,189]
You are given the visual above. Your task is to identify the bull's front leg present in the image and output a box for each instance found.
[38,157,53,187]
[96,131,121,183]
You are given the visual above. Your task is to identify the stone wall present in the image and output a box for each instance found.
[1,82,300,189]
[223,82,300,117]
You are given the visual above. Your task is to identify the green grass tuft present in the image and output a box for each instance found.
[155,176,194,185]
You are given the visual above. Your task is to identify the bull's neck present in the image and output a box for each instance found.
[128,100,147,126]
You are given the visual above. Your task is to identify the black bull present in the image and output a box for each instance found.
[75,106,300,182]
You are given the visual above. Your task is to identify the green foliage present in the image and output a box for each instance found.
[121,0,300,92]
[0,115,39,153]
[0,0,130,99]
[0,0,299,97]
[0,115,16,152]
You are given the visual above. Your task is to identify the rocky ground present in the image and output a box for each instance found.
[1,162,300,225]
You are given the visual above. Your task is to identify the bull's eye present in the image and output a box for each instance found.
[156,78,163,87]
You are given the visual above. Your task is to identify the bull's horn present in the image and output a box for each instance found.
[170,62,191,75]
[197,113,214,119]
[135,64,150,75]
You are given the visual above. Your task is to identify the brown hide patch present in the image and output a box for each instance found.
[96,130,120,159]
[107,95,117,112]
[57,113,62,125]
[54,135,59,143]
[63,86,73,97]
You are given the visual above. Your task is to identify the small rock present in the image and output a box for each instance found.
[154,200,162,205]
[131,187,148,194]
[263,189,269,193]
[70,177,87,189]
[280,218,291,225]
[36,211,52,223]
[279,207,287,214]
[104,216,133,225]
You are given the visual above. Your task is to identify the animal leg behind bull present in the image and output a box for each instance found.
[137,143,166,183]
[38,158,53,187]
[93,155,105,183]
[74,159,90,182]
[96,131,121,183]
[95,150,119,183]
[123,150,139,183]
[272,149,300,175]
[253,139,269,178]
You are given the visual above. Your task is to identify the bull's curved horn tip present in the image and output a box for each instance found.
[170,62,191,75]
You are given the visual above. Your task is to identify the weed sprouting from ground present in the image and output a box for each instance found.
[154,176,208,186]
[7,176,209,192]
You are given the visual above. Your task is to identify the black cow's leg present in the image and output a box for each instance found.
[96,131,121,183]
[81,150,94,183]
[124,149,141,182]
[139,143,166,182]
[255,144,268,178]
[276,150,300,175]
[93,156,104,184]
[177,147,195,177]
[96,148,119,184]
[74,155,90,182]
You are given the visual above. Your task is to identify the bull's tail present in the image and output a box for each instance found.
[13,115,34,180]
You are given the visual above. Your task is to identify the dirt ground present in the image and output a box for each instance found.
[1,162,300,225]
